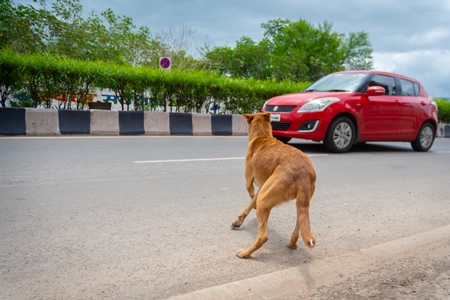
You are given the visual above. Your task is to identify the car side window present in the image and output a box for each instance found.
[400,79,419,96]
[367,75,397,95]
[413,82,420,96]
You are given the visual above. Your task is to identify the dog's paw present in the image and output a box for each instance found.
[287,241,298,249]
[231,220,242,229]
[236,249,250,258]
[308,238,316,248]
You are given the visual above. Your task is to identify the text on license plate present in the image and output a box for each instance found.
[271,114,281,122]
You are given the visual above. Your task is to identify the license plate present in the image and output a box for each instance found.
[271,114,281,122]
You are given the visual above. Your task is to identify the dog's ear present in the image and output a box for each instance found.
[262,112,271,122]
[243,114,254,124]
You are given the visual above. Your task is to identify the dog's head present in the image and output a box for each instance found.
[243,113,273,140]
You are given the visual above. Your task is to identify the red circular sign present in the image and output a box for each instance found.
[160,57,171,69]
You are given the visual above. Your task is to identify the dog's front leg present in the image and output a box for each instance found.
[231,168,256,229]
[237,203,271,258]
[231,191,257,229]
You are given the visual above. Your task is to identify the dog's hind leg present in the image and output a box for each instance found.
[288,189,316,249]
[231,191,258,229]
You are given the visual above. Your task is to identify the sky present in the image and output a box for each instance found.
[21,0,450,98]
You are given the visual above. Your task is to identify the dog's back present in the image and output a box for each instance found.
[233,113,317,258]
[246,136,316,197]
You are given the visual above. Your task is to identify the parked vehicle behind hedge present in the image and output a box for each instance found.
[262,70,438,153]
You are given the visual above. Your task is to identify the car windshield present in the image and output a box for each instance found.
[303,73,370,92]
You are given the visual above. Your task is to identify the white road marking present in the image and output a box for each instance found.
[134,154,327,164]
[134,157,245,163]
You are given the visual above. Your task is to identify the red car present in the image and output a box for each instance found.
[262,70,438,153]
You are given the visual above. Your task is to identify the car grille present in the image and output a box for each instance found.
[271,122,291,131]
[265,105,297,112]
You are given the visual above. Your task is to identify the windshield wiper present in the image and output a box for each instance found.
[303,89,319,92]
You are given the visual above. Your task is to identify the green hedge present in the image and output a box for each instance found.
[0,49,310,113]
[435,99,450,124]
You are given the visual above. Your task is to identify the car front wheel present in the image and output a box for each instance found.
[411,123,435,152]
[324,117,355,153]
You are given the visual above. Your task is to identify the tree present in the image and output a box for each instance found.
[152,25,200,70]
[0,0,53,53]
[201,18,373,83]
[0,61,21,107]
[199,36,271,80]
[342,31,373,70]
[261,19,347,82]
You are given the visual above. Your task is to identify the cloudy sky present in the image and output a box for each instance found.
[22,0,450,97]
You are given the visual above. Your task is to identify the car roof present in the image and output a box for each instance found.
[334,70,421,84]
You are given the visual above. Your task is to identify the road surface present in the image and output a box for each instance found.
[1,136,449,299]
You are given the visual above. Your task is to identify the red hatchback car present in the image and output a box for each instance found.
[262,70,438,153]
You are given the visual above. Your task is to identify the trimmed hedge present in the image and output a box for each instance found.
[0,49,309,113]
[435,99,450,124]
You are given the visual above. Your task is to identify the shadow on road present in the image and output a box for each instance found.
[287,140,414,154]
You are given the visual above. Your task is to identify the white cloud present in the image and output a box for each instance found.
[373,50,450,97]
[404,27,450,48]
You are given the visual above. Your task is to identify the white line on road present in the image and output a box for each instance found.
[134,157,245,163]
[134,154,327,164]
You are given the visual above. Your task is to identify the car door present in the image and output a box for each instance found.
[360,74,402,140]
[397,78,424,140]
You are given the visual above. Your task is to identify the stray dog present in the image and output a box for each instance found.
[231,113,316,258]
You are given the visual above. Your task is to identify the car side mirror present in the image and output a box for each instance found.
[367,86,386,96]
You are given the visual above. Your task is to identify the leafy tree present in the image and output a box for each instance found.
[264,19,346,82]
[0,0,53,53]
[342,31,373,70]
[199,36,271,80]
[199,44,234,74]
[202,18,373,83]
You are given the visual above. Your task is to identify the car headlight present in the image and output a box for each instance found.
[298,97,340,112]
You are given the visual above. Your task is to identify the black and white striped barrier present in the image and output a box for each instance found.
[0,108,248,136]
[1,107,448,138]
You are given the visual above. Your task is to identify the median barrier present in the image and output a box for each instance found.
[0,108,26,135]
[211,114,232,136]
[26,109,59,136]
[0,108,250,136]
[192,113,212,136]
[5,108,450,138]
[232,114,248,136]
[59,110,90,134]
[438,124,450,137]
[90,110,119,135]
[119,111,145,135]
[144,112,170,135]
[169,113,193,135]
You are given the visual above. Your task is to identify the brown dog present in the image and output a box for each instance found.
[232,113,316,258]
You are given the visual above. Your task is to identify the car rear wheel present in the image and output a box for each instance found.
[411,123,435,152]
[324,117,355,153]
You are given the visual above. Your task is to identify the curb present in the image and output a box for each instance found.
[0,108,248,136]
[169,224,450,300]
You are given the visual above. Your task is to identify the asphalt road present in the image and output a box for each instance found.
[1,136,449,299]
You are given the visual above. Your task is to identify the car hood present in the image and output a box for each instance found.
[267,92,343,106]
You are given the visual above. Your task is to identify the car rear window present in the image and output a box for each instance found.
[400,79,420,96]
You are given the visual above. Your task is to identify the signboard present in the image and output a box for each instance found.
[159,57,171,69]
